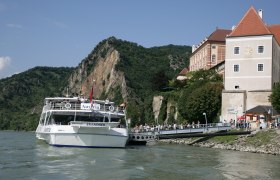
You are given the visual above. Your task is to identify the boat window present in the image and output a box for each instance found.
[51,115,74,125]
[103,117,109,122]
[92,117,103,122]
[50,114,123,124]
[111,118,120,122]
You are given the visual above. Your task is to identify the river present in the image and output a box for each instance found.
[0,131,279,180]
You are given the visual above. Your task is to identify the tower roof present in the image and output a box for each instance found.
[229,6,272,37]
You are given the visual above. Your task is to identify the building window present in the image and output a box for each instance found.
[258,63,264,71]
[234,64,239,72]
[258,46,264,53]
[212,45,216,49]
[234,47,240,54]
[235,85,239,89]
[211,54,216,62]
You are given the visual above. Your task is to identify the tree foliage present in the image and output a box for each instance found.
[0,37,227,131]
[182,82,223,123]
[0,37,193,130]
[108,37,191,125]
[151,70,169,91]
[0,66,73,130]
[178,69,223,123]
[269,83,280,112]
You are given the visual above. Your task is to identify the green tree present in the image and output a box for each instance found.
[111,38,191,125]
[183,82,223,123]
[177,69,223,123]
[0,66,73,130]
[269,83,280,112]
[186,69,222,89]
[151,70,169,91]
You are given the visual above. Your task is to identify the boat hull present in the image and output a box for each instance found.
[36,125,128,148]
[36,97,128,148]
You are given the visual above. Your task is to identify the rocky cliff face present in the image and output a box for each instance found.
[66,38,128,102]
[153,96,163,123]
[152,95,179,125]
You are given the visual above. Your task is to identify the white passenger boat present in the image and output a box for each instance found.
[36,97,128,148]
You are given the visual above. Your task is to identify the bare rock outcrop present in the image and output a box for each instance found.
[65,39,128,102]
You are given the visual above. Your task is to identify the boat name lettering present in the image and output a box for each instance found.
[81,103,100,110]
[86,123,105,126]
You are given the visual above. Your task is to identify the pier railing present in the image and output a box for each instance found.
[128,123,232,142]
[130,123,231,134]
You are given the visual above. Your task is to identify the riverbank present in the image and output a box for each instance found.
[158,128,280,155]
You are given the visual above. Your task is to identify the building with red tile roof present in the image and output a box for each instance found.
[268,24,280,45]
[176,68,189,80]
[222,6,280,125]
[189,28,231,72]
[229,7,271,37]
[228,6,280,46]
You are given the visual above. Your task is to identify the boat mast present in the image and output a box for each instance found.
[74,101,77,122]
[66,87,69,98]
[90,80,95,109]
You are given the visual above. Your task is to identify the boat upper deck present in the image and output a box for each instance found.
[43,97,125,116]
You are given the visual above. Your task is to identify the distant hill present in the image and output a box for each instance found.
[0,37,191,130]
[0,67,73,130]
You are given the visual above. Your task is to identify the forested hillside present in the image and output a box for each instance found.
[0,37,192,131]
[0,67,73,130]
[66,37,191,126]
[4,36,273,130]
[113,39,192,125]
[114,40,191,95]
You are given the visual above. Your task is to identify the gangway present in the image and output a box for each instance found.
[128,123,232,145]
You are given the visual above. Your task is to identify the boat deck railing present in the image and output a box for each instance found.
[45,102,125,114]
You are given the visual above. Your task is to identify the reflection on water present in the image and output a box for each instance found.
[35,142,129,180]
[1,131,280,180]
[215,149,279,180]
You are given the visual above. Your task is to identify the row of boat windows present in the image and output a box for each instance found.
[40,114,120,125]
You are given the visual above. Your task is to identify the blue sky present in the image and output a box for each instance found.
[0,0,279,78]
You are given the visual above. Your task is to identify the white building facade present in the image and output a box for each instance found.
[221,7,280,122]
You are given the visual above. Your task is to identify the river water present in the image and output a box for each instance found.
[0,131,280,180]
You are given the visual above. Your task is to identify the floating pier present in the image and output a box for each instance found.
[128,123,233,145]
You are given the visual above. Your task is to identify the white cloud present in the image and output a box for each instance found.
[0,56,11,71]
[6,23,24,29]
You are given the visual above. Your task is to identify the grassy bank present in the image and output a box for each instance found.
[159,129,280,155]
